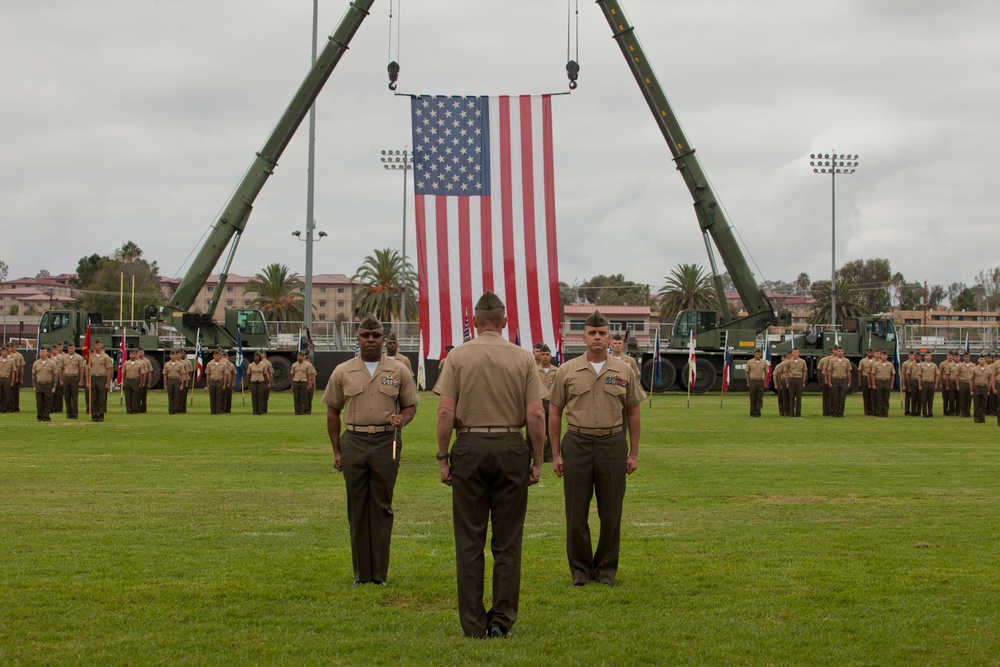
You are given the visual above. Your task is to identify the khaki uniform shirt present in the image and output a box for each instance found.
[123,359,143,380]
[548,355,644,430]
[322,356,418,426]
[956,362,975,383]
[32,358,58,384]
[773,360,787,385]
[746,358,768,381]
[857,357,874,381]
[62,353,84,377]
[205,359,228,382]
[918,361,939,384]
[163,360,183,380]
[248,362,267,382]
[785,357,808,382]
[537,366,557,399]
[817,356,830,383]
[972,365,993,387]
[140,357,153,380]
[433,330,544,428]
[0,355,15,379]
[873,361,895,382]
[900,359,916,383]
[992,360,1000,384]
[89,352,114,379]
[384,354,413,377]
[829,356,851,380]
[260,358,273,381]
[610,353,641,378]
[291,360,316,383]
[939,360,953,386]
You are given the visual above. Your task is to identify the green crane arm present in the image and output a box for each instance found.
[596,0,781,332]
[165,0,374,313]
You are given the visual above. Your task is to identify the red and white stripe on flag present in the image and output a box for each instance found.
[411,94,561,360]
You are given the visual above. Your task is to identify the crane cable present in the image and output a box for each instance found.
[566,0,580,89]
[387,0,401,90]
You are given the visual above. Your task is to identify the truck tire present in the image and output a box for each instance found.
[145,356,162,388]
[641,357,676,393]
[269,355,293,391]
[681,358,716,394]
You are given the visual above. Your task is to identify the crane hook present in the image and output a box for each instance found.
[566,60,579,90]
[387,61,400,91]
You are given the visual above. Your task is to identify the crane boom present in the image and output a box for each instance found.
[165,0,374,314]
[596,0,781,334]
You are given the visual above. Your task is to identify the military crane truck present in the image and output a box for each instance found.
[597,1,897,393]
[38,0,376,391]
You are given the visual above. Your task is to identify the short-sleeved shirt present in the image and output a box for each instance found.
[0,355,13,379]
[62,353,85,377]
[918,362,939,383]
[322,356,418,426]
[123,359,143,380]
[746,358,768,381]
[972,365,993,387]
[247,362,266,382]
[828,356,851,380]
[873,361,895,382]
[548,354,644,430]
[858,357,874,378]
[32,358,58,384]
[260,358,273,380]
[291,360,316,382]
[785,358,808,381]
[610,353,641,378]
[163,360,183,380]
[537,366,557,399]
[205,359,228,382]
[384,354,413,377]
[89,352,114,378]
[433,330,543,429]
[956,362,975,383]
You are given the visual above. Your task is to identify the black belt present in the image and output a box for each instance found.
[567,425,623,437]
[345,424,393,434]
[457,426,520,433]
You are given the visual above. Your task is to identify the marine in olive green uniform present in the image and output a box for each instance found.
[50,343,65,413]
[162,350,184,414]
[61,343,85,419]
[290,351,316,415]
[534,344,557,461]
[609,333,641,378]
[774,355,789,416]
[259,352,273,414]
[871,350,895,417]
[955,353,974,418]
[900,352,917,416]
[88,341,114,422]
[179,351,192,413]
[0,346,15,413]
[205,349,228,415]
[8,344,25,412]
[972,356,993,423]
[434,291,545,639]
[324,315,418,586]
[826,347,851,418]
[785,349,807,418]
[549,310,643,587]
[917,353,940,417]
[939,353,955,416]
[123,348,143,414]
[745,348,767,417]
[32,347,59,421]
[817,348,833,416]
[857,348,875,416]
[247,352,268,415]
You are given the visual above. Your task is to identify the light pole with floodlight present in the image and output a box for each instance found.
[380,148,412,325]
[810,152,859,328]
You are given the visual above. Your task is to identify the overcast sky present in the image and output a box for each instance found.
[2,0,998,299]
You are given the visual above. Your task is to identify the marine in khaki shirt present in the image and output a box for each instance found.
[383,332,413,378]
[609,333,641,378]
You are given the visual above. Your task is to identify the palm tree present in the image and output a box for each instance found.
[245,263,305,321]
[352,248,417,322]
[657,263,718,322]
[807,277,869,326]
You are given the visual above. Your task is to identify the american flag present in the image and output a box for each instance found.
[462,309,472,341]
[411,95,561,360]
[722,332,731,393]
[194,328,204,382]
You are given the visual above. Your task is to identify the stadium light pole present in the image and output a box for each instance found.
[380,148,412,324]
[810,152,859,328]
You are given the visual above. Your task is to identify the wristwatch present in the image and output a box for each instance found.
[436,452,450,461]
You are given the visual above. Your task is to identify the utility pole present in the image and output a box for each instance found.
[380,148,412,324]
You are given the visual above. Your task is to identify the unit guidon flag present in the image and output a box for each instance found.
[410,94,561,360]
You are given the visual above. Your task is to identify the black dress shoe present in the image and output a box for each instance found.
[487,625,509,639]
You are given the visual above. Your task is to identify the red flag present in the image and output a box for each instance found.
[411,95,561,359]
[81,324,92,361]
[687,330,697,386]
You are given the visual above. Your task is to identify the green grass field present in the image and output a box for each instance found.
[3,388,1000,666]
